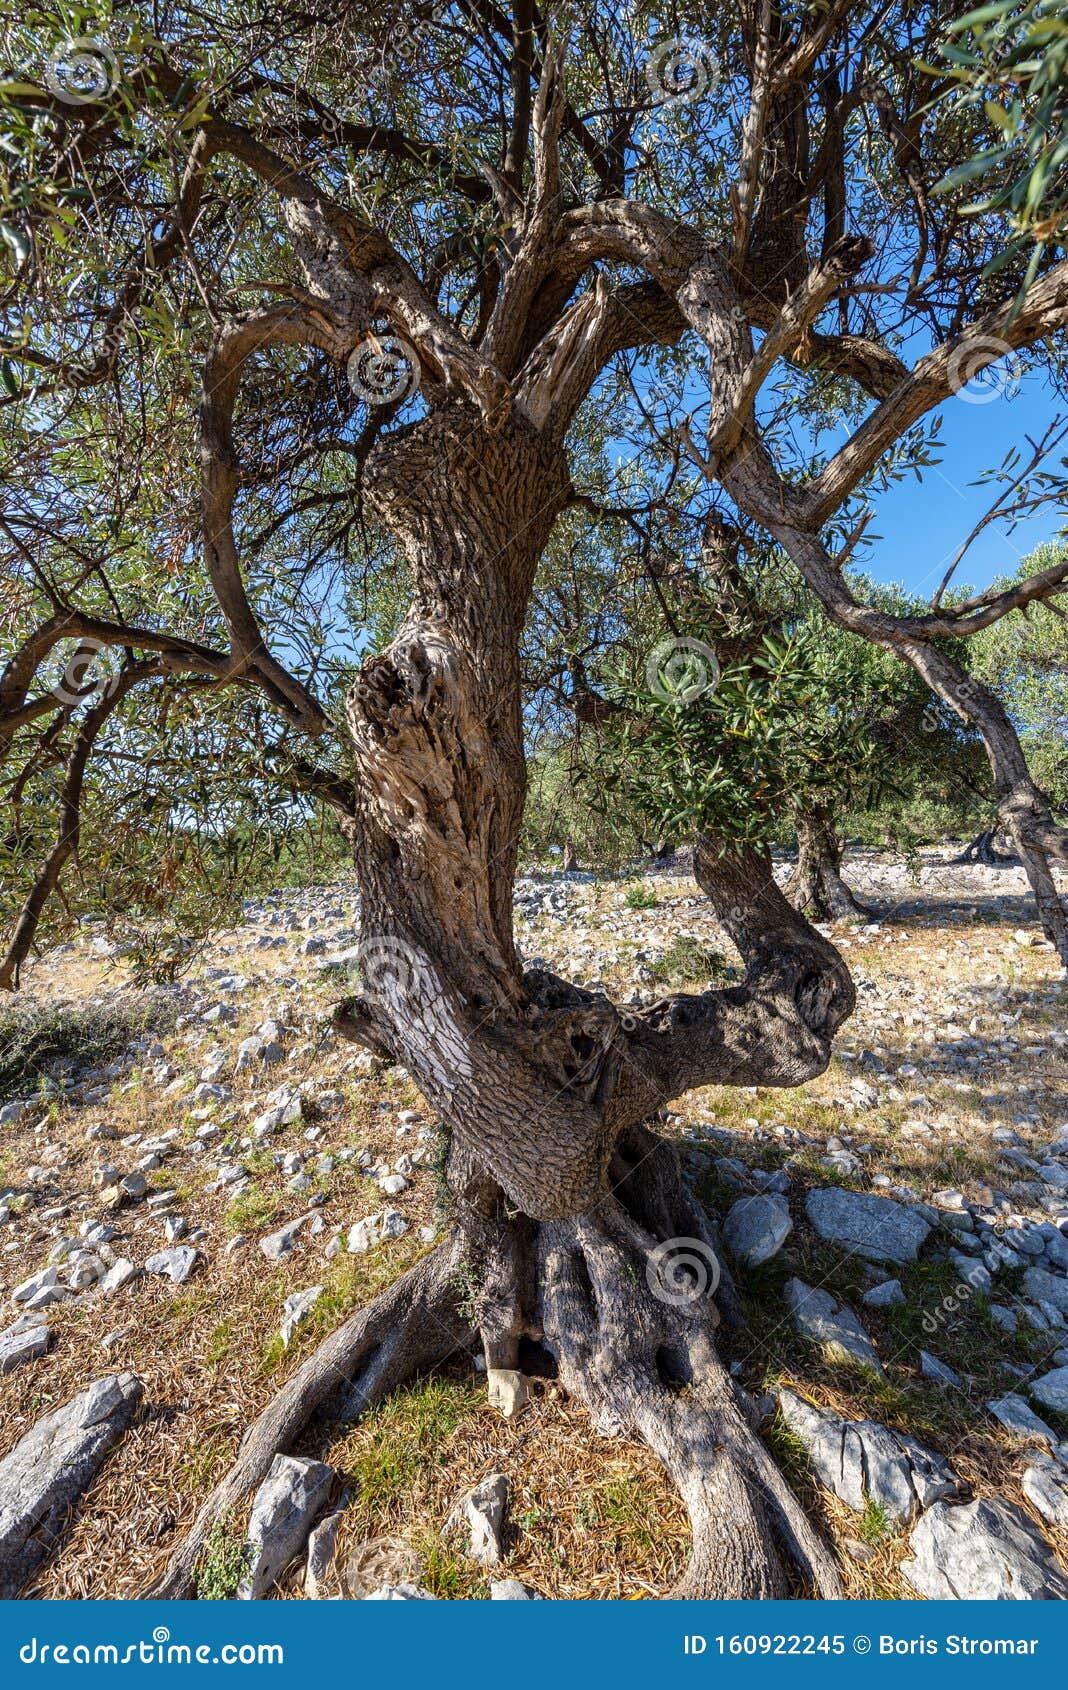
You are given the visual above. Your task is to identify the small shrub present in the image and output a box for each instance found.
[195,1519,251,1599]
[124,926,204,986]
[0,998,173,1103]
[624,883,658,910]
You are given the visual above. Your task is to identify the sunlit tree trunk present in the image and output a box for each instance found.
[785,809,875,923]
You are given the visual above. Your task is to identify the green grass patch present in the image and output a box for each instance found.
[763,1409,818,1496]
[410,1529,486,1599]
[344,1376,476,1523]
[258,1332,286,1374]
[859,1497,894,1544]
[583,1475,670,1557]
[225,1184,284,1236]
[159,1285,218,1328]
[180,1430,233,1494]
[206,1321,235,1365]
[256,1242,429,1376]
[648,934,731,988]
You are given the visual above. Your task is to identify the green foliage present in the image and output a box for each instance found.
[843,789,987,852]
[194,1518,251,1600]
[0,720,354,980]
[450,1260,484,1325]
[587,619,906,852]
[623,883,658,909]
[582,1475,671,1557]
[0,0,1061,973]
[411,1531,484,1600]
[427,1118,454,1218]
[521,741,645,870]
[224,1184,284,1236]
[928,1,1068,304]
[859,1497,894,1545]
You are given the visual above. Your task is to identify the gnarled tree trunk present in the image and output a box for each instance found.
[154,403,855,1600]
[339,413,856,1594]
[954,829,1017,867]
[784,809,875,923]
[890,641,1068,966]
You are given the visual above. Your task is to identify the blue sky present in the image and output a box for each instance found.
[844,367,1067,600]
[614,341,1067,608]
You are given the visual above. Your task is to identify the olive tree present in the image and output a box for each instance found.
[969,548,1068,816]
[2,1,1067,1598]
[526,500,977,918]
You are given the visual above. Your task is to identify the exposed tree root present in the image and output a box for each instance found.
[466,1127,843,1598]
[533,1160,843,1598]
[146,1238,471,1598]
[538,1213,842,1596]
[148,1130,842,1602]
[953,829,1017,867]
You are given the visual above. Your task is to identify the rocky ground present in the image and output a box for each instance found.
[1,847,1067,1601]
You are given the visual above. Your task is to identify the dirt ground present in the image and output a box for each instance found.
[1,846,1066,1599]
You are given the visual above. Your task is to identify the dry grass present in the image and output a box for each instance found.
[314,1370,690,1600]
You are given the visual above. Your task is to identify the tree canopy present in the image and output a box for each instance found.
[3,2,1067,979]
[2,2,1068,1600]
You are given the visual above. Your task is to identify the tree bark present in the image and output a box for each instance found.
[784,810,875,923]
[319,403,854,1597]
[719,496,1068,969]
[954,830,1017,867]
